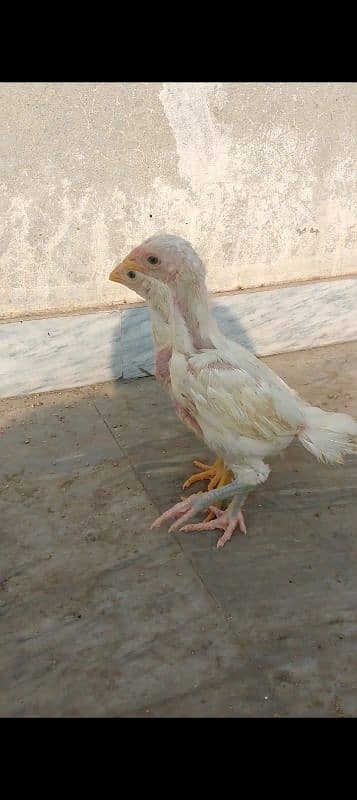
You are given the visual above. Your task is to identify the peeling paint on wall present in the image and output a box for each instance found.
[1,82,356,317]
[158,82,357,289]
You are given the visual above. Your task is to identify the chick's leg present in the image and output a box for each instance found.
[151,480,246,538]
[181,489,249,548]
[202,464,235,522]
[182,458,225,490]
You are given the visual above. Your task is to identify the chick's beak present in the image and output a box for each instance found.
[109,254,140,283]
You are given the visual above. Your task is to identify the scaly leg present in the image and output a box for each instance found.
[202,463,235,522]
[182,458,234,523]
[151,479,249,544]
[152,461,270,547]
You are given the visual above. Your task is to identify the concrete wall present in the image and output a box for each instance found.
[1,82,357,319]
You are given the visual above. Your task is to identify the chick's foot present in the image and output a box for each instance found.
[151,493,206,533]
[180,506,247,549]
[182,458,225,490]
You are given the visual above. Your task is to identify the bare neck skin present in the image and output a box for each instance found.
[131,282,172,388]
[133,282,171,351]
[168,274,221,355]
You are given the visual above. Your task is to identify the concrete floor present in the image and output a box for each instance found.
[1,341,357,717]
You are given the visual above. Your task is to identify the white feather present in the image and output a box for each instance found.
[142,235,357,480]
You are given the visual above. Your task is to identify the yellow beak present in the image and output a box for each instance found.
[109,255,140,283]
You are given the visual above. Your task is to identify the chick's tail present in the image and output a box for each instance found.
[298,405,357,464]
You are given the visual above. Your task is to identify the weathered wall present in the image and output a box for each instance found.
[1,82,356,318]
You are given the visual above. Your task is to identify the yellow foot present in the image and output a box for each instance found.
[201,465,234,521]
[183,458,226,491]
[182,460,234,523]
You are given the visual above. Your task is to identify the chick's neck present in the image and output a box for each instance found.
[168,276,219,355]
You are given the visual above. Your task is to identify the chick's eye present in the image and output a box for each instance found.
[147,256,159,265]
[127,270,136,279]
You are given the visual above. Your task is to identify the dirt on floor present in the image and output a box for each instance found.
[1,341,357,717]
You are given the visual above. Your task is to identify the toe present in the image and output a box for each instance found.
[202,509,215,522]
[208,506,224,518]
[150,517,164,530]
[168,505,198,533]
[207,475,221,490]
[237,511,247,535]
[180,519,219,533]
[216,532,230,548]
[182,475,198,489]
[193,460,211,470]
[183,469,215,489]
[151,499,191,529]
[216,520,236,548]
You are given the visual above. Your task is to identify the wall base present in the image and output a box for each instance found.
[1,278,357,399]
